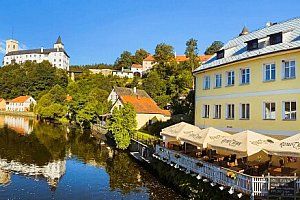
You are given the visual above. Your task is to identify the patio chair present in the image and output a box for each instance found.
[230,154,236,163]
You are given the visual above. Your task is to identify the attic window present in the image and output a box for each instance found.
[269,32,282,45]
[246,39,258,50]
[216,49,224,59]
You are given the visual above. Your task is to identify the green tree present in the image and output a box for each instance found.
[204,41,224,55]
[107,104,137,150]
[185,38,199,71]
[114,51,133,69]
[132,48,149,65]
[153,43,175,64]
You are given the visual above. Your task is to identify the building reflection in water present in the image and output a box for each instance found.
[0,159,66,189]
[3,116,34,135]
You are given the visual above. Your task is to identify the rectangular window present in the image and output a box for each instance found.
[226,71,235,86]
[264,102,276,119]
[269,32,282,45]
[203,76,210,90]
[216,49,224,59]
[226,104,234,119]
[240,68,250,84]
[283,60,296,79]
[240,104,250,119]
[283,101,296,120]
[246,39,258,50]
[215,74,222,88]
[203,105,210,118]
[264,63,276,81]
[214,105,221,119]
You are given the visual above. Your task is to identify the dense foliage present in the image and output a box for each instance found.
[70,63,113,72]
[114,49,149,69]
[107,104,137,150]
[0,61,68,99]
[204,41,224,55]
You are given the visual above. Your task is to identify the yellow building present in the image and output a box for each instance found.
[194,18,300,136]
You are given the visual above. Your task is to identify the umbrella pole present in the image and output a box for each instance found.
[185,143,186,154]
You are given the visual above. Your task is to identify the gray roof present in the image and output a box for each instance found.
[194,17,300,73]
[5,48,70,58]
[114,87,150,98]
[55,36,63,44]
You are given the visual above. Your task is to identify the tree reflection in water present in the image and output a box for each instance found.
[0,115,183,199]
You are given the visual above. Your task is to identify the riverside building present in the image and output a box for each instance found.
[194,17,300,136]
[3,36,70,70]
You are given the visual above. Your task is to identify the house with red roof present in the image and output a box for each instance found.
[0,99,6,111]
[142,54,211,71]
[6,96,36,112]
[108,87,171,129]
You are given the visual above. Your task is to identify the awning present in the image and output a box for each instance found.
[178,127,231,148]
[263,133,300,157]
[161,122,201,141]
[208,130,279,157]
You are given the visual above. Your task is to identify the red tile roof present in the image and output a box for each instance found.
[131,64,143,69]
[114,87,171,116]
[11,96,31,103]
[0,98,5,102]
[121,95,168,115]
[143,55,211,62]
[143,55,154,61]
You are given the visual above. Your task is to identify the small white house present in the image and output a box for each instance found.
[6,96,36,112]
[112,68,134,78]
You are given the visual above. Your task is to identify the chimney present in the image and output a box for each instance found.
[121,67,124,72]
[41,47,44,53]
[133,87,137,94]
[266,22,273,27]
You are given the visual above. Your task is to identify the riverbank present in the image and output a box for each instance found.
[0,111,36,118]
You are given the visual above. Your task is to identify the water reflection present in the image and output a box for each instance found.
[0,115,34,135]
[0,115,183,199]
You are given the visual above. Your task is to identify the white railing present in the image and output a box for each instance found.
[154,145,299,197]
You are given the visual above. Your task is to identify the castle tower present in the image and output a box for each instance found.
[54,36,64,49]
[6,39,19,54]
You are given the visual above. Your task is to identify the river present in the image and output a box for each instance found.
[0,115,184,200]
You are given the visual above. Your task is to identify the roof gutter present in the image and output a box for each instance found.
[193,47,300,75]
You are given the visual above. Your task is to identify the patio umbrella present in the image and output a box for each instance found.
[208,130,279,157]
[263,133,300,157]
[178,127,231,148]
[161,122,201,140]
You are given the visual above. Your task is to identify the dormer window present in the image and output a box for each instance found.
[269,32,282,45]
[246,39,258,50]
[216,49,224,59]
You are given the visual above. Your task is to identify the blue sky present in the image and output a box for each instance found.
[1,0,300,65]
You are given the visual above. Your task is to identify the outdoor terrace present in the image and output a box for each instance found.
[154,145,300,199]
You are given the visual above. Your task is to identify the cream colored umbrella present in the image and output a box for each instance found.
[178,127,231,148]
[161,122,200,139]
[208,130,279,157]
[263,133,300,157]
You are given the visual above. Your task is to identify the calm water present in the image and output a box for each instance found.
[0,115,183,200]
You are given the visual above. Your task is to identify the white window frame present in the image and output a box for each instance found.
[240,68,250,85]
[282,59,296,79]
[214,104,221,119]
[214,74,222,88]
[202,105,210,118]
[263,63,276,81]
[240,103,250,120]
[282,101,297,120]
[203,76,210,90]
[263,102,276,120]
[226,104,234,119]
[226,71,235,86]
